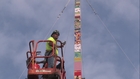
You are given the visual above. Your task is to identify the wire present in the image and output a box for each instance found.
[18,68,26,79]
[85,0,97,15]
[43,0,71,40]
[18,58,33,79]
[85,0,139,74]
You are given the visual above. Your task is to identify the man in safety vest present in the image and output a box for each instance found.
[45,30,66,68]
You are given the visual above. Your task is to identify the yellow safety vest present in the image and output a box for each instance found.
[46,37,58,55]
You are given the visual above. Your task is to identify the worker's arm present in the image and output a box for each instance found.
[48,41,59,49]
[48,41,53,46]
[49,41,66,48]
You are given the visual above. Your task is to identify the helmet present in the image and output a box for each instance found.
[51,30,60,36]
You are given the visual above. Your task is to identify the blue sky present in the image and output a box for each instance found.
[0,0,139,79]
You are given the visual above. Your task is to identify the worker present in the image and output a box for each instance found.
[37,30,66,69]
[45,30,66,68]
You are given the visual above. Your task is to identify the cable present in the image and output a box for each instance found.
[43,0,71,40]
[85,0,97,15]
[18,58,33,79]
[18,68,26,79]
[85,0,139,74]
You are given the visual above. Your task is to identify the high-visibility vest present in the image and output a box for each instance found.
[46,37,58,55]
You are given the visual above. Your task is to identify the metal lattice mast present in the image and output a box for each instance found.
[74,0,84,79]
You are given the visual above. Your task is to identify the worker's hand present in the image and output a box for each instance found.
[63,41,66,45]
[61,41,66,47]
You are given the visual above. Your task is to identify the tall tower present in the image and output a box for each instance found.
[74,0,83,79]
